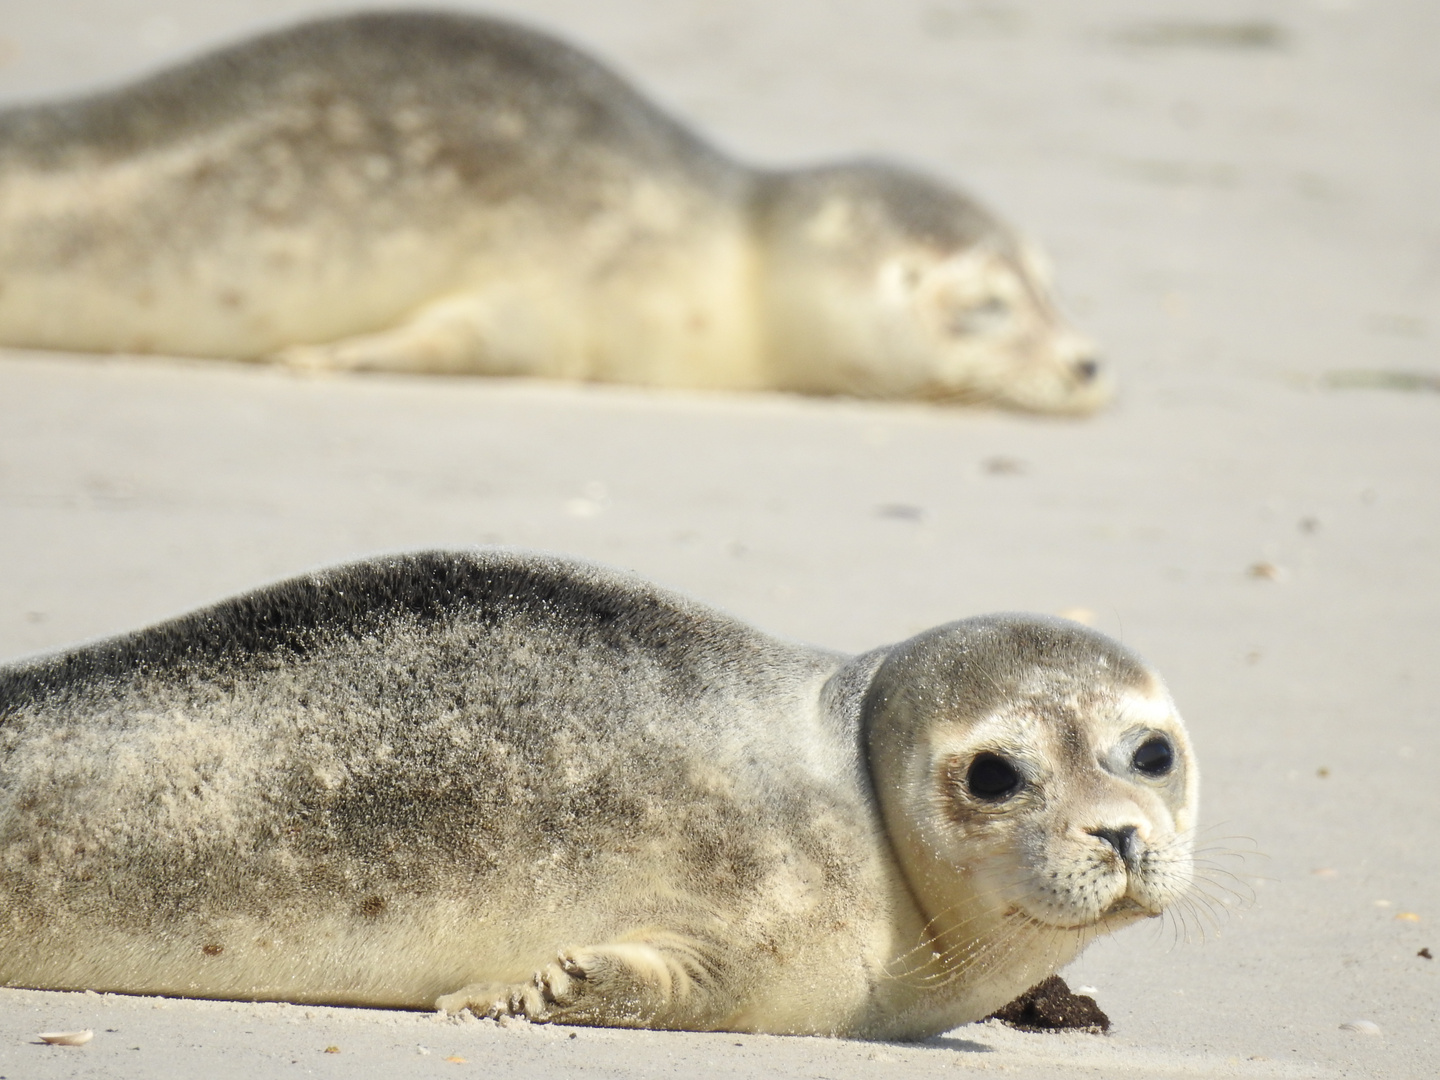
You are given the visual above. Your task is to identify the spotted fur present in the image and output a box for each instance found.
[0,550,1192,1036]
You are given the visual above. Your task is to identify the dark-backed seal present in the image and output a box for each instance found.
[0,550,1194,1037]
[0,11,1107,413]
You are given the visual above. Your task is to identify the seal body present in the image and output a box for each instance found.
[0,551,1195,1037]
[0,12,1106,413]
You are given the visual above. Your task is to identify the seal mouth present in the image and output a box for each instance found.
[1102,896,1155,920]
[914,372,1111,415]
[1013,896,1154,932]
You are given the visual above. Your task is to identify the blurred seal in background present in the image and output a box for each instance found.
[0,11,1106,413]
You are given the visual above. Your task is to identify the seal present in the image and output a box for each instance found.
[0,11,1107,413]
[0,550,1195,1037]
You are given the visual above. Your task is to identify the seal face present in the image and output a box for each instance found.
[862,618,1198,1029]
[755,164,1107,412]
[0,12,1106,413]
[0,551,1192,1037]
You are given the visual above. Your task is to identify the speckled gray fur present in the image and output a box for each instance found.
[0,550,1195,1037]
[0,11,737,251]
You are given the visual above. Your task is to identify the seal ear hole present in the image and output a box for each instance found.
[965,752,1023,801]
[1132,735,1175,777]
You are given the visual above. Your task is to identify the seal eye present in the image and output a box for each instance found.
[947,297,1011,336]
[966,752,1023,801]
[1132,735,1175,777]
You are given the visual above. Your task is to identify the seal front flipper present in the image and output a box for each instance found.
[272,293,495,376]
[271,288,579,378]
[436,932,732,1030]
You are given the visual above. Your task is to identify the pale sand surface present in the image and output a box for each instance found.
[0,1,1436,1078]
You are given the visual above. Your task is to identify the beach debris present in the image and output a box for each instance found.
[418,1045,432,1055]
[1248,561,1284,581]
[324,1045,340,1053]
[1396,912,1421,922]
[1324,370,1440,394]
[1114,20,1287,51]
[1340,1020,1382,1036]
[987,975,1110,1033]
[1419,948,1432,959]
[37,1030,94,1046]
[445,1055,468,1063]
[876,503,924,521]
[982,455,1026,475]
[564,481,608,519]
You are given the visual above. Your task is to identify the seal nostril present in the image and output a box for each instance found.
[1074,358,1100,383]
[1090,825,1138,862]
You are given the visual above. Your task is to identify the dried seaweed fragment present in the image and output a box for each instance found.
[987,976,1110,1033]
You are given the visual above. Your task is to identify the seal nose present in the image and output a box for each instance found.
[1073,357,1101,383]
[1090,825,1138,864]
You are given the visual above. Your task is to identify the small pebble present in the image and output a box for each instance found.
[418,1046,431,1055]
[1248,561,1283,581]
[1395,912,1421,922]
[1340,1020,1381,1036]
[445,1055,468,1063]
[324,1045,340,1054]
[38,1030,94,1046]
[1418,948,1432,959]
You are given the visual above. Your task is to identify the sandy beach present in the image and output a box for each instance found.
[0,1,1436,1077]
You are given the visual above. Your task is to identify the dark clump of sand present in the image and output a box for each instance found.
[987,976,1110,1033]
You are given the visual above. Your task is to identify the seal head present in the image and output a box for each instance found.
[865,614,1196,1018]
[756,163,1107,413]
